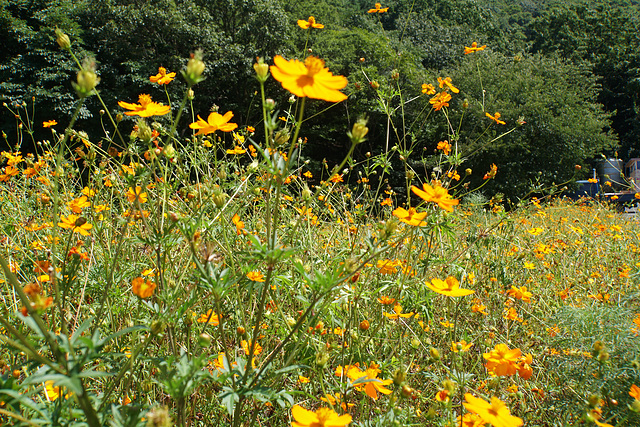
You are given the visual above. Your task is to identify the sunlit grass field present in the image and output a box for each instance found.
[1,23,640,427]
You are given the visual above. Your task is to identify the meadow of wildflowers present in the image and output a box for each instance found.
[0,9,639,427]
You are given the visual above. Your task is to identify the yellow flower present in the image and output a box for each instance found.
[58,214,92,236]
[189,111,238,135]
[67,195,90,213]
[376,259,402,274]
[131,277,156,298]
[463,394,523,427]
[368,3,389,13]
[507,286,532,303]
[483,163,498,180]
[437,77,459,93]
[392,207,427,226]
[429,91,452,111]
[421,83,436,95]
[527,227,543,236]
[345,365,393,400]
[464,42,487,54]
[412,182,459,212]
[486,112,506,125]
[226,145,246,155]
[270,56,348,102]
[298,16,324,29]
[118,94,170,117]
[43,120,57,128]
[452,340,474,353]
[383,304,414,319]
[523,261,535,270]
[427,277,474,297]
[197,309,220,325]
[126,186,148,204]
[247,271,265,282]
[44,381,70,401]
[149,66,176,85]
[291,405,352,427]
[483,343,522,376]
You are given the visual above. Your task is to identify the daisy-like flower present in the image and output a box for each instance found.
[437,140,452,155]
[427,276,474,297]
[437,77,459,93]
[421,83,436,95]
[483,163,498,180]
[291,405,352,427]
[429,91,452,111]
[383,304,414,319]
[131,277,156,299]
[149,66,176,85]
[412,182,459,212]
[630,384,640,400]
[486,112,506,125]
[464,42,487,54]
[368,3,389,13]
[483,343,522,376]
[507,286,532,303]
[196,309,220,325]
[392,206,427,226]
[43,120,57,128]
[58,214,92,236]
[347,365,393,400]
[463,393,523,427]
[298,16,324,29]
[247,271,265,282]
[127,186,148,204]
[270,56,348,102]
[118,94,170,117]
[189,111,238,135]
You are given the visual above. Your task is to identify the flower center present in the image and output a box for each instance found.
[138,94,152,107]
[305,56,325,76]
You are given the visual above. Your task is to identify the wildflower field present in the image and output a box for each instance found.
[1,11,640,427]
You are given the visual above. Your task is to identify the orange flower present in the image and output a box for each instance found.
[463,394,523,427]
[429,91,452,111]
[126,186,148,204]
[247,271,265,282]
[149,66,176,85]
[270,56,348,102]
[437,140,451,155]
[630,384,640,400]
[377,296,396,305]
[392,206,427,226]
[197,309,220,325]
[421,83,436,95]
[486,112,506,125]
[368,3,389,13]
[427,277,474,297]
[189,111,238,135]
[232,213,245,235]
[483,163,498,180]
[118,94,170,117]
[437,77,459,93]
[483,343,522,376]
[346,365,393,400]
[412,182,459,212]
[131,277,156,299]
[291,405,352,427]
[298,16,324,29]
[464,42,487,54]
[43,120,57,128]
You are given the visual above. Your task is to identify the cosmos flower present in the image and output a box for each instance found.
[189,111,238,135]
[463,394,523,427]
[149,66,176,85]
[412,182,459,212]
[118,94,170,117]
[464,42,487,54]
[298,16,324,29]
[368,3,389,13]
[270,56,348,102]
[427,277,474,297]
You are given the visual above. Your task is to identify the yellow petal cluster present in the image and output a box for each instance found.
[270,56,348,102]
[189,111,238,135]
[118,94,170,117]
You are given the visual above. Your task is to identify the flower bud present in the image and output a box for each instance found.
[253,57,270,82]
[73,59,99,98]
[163,144,176,159]
[393,368,406,386]
[429,347,441,361]
[183,49,205,86]
[55,28,71,50]
[370,81,380,90]
[359,319,370,330]
[137,119,152,143]
[348,117,369,144]
[197,333,212,347]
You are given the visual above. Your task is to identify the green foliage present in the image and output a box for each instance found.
[451,51,616,202]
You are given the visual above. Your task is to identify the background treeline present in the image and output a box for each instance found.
[1,0,639,201]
